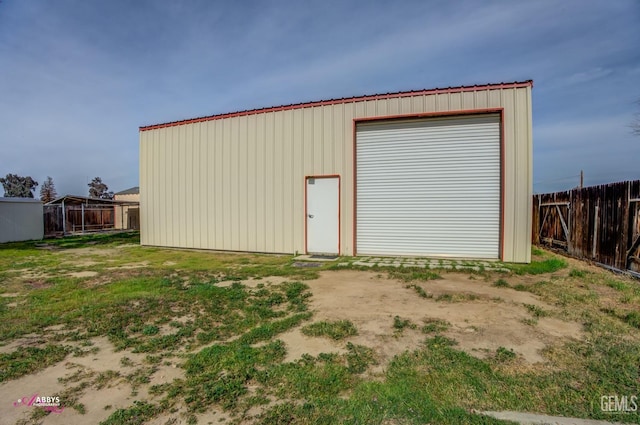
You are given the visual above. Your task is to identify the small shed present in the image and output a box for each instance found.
[44,195,139,236]
[140,81,533,262]
[114,187,140,230]
[0,197,44,243]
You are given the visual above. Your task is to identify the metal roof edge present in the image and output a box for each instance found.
[114,186,139,195]
[45,195,128,205]
[140,80,533,132]
[0,197,42,203]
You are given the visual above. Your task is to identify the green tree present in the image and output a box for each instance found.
[39,176,58,203]
[0,174,38,198]
[88,177,114,200]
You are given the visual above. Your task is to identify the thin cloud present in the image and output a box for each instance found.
[0,0,639,196]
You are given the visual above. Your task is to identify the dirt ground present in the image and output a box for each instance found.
[280,270,583,367]
[0,269,585,424]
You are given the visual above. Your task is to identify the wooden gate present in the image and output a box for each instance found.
[533,180,640,275]
[537,195,571,249]
[629,196,640,272]
[44,205,64,236]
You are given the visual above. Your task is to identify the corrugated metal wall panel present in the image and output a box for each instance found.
[281,110,292,251]
[140,84,532,262]
[356,115,501,258]
[517,87,533,262]
[501,90,515,260]
[0,199,44,243]
[204,122,213,248]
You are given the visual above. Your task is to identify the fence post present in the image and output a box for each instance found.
[568,190,572,254]
[620,181,631,269]
[62,200,66,235]
[537,194,541,245]
[592,201,599,259]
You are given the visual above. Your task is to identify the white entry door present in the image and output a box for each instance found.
[306,176,339,254]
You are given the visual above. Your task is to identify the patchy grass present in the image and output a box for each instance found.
[624,311,640,329]
[393,316,416,333]
[435,293,479,302]
[504,257,567,275]
[2,236,640,424]
[493,278,510,287]
[94,370,121,390]
[345,342,377,373]
[531,246,545,256]
[257,352,354,401]
[601,308,640,330]
[0,344,69,382]
[569,268,587,278]
[405,283,432,298]
[388,268,442,282]
[421,318,450,334]
[524,303,550,318]
[101,400,161,425]
[301,320,358,340]
[141,325,159,336]
[495,346,517,362]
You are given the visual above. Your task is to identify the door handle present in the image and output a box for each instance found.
[308,214,314,218]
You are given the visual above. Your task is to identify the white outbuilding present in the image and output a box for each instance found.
[0,197,44,243]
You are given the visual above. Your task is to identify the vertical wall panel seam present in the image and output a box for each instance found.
[270,114,276,252]
[192,125,197,248]
[262,115,267,252]
[261,115,266,251]
[153,131,157,246]
[165,130,171,246]
[513,88,522,261]
[291,111,297,253]
[197,123,203,248]
[237,118,242,250]
[298,110,304,253]
[156,132,161,243]
[526,87,534,261]
[247,117,252,251]
[205,123,211,248]
[222,121,226,249]
[142,85,531,260]
[180,126,186,247]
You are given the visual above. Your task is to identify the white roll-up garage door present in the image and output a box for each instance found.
[356,114,501,258]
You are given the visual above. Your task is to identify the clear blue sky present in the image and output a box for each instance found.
[1,0,638,196]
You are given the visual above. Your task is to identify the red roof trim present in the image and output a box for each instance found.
[139,80,533,131]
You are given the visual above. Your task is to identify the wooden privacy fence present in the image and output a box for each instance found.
[43,205,64,236]
[532,180,640,275]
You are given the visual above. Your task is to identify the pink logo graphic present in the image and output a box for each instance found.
[13,394,64,413]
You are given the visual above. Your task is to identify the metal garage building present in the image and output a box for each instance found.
[140,81,533,262]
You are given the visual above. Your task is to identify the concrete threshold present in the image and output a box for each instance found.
[293,254,339,262]
[481,411,632,425]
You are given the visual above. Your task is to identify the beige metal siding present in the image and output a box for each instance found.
[140,84,532,262]
[114,193,139,230]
